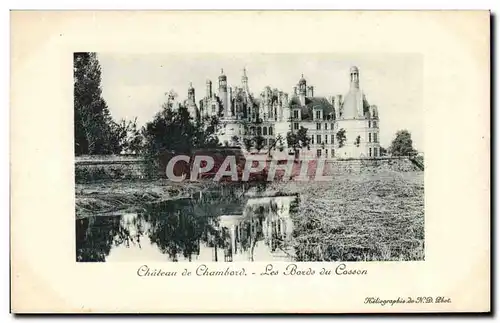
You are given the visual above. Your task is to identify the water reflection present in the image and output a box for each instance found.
[76,189,299,262]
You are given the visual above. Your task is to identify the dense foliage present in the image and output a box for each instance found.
[74,52,143,156]
[286,126,311,155]
[389,129,416,156]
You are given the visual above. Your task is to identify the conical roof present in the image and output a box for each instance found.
[341,88,370,119]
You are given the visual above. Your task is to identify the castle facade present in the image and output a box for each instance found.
[180,66,381,159]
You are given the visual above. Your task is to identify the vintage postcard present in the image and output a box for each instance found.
[10,11,490,313]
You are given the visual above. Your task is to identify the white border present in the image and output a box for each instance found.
[5,1,497,322]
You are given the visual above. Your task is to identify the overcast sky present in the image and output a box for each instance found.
[99,53,423,150]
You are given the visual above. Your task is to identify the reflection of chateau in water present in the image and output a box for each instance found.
[211,195,296,262]
[76,191,299,262]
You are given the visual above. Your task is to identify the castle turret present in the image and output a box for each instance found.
[350,66,360,90]
[219,69,228,115]
[298,74,307,96]
[342,66,366,119]
[242,68,249,93]
[188,82,195,104]
[298,74,307,106]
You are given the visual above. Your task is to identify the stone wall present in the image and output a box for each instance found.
[75,155,422,182]
[75,155,146,183]
[322,157,421,175]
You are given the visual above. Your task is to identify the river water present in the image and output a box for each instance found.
[76,190,299,262]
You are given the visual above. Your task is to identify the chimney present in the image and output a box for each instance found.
[307,86,314,97]
[227,87,233,118]
[350,66,360,90]
[206,80,212,98]
[335,94,342,118]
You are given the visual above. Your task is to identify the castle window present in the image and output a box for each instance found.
[269,127,273,136]
[331,149,335,157]
[316,123,321,130]
[257,127,262,135]
[373,133,378,143]
[325,149,328,157]
[373,148,378,157]
[325,135,328,144]
[369,133,372,143]
[311,136,314,144]
[373,121,377,128]
[316,135,321,144]
[316,149,322,158]
[324,123,328,130]
[293,110,299,119]
[315,110,321,119]
[212,105,216,113]
[331,123,334,130]
[369,148,372,157]
[264,139,268,146]
[331,135,335,144]
[263,127,268,136]
[293,122,299,130]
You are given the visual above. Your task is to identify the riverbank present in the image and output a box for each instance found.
[76,170,424,261]
[75,180,222,219]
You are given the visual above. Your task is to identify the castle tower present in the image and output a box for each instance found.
[242,68,250,93]
[206,79,212,98]
[187,82,195,104]
[298,74,307,106]
[350,66,360,90]
[298,74,307,96]
[219,69,228,116]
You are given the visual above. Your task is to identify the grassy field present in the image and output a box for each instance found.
[270,170,425,261]
[75,170,424,261]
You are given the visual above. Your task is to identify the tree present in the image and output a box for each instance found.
[253,135,265,152]
[286,127,311,157]
[336,128,346,148]
[389,130,416,156]
[380,146,388,156]
[243,138,253,152]
[230,135,240,146]
[112,118,144,154]
[265,134,284,157]
[141,96,221,177]
[354,135,361,148]
[74,52,120,155]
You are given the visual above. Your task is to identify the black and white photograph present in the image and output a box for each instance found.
[11,9,491,314]
[75,53,425,263]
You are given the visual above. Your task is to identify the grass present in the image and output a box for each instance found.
[268,170,424,261]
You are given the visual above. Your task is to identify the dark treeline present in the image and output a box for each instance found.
[74,52,221,174]
[74,52,142,156]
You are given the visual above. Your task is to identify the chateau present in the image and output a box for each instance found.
[180,66,381,159]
